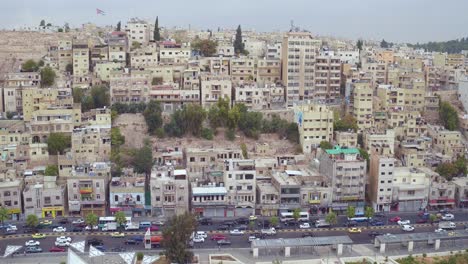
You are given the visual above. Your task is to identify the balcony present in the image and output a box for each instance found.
[79,187,93,194]
[309,199,321,205]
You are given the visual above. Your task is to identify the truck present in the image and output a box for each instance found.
[315,220,331,228]
[102,222,117,232]
[260,227,276,236]
[438,221,456,230]
[125,222,140,231]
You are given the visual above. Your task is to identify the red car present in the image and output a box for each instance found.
[210,234,227,241]
[389,216,401,222]
[149,225,159,231]
[49,246,66,252]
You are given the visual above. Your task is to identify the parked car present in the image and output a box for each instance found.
[4,229,16,235]
[151,220,166,226]
[223,221,236,226]
[236,218,249,225]
[397,220,410,226]
[131,236,144,242]
[370,220,384,226]
[229,229,245,236]
[124,239,140,245]
[87,238,104,246]
[110,232,125,238]
[299,223,311,229]
[234,224,248,231]
[389,216,401,222]
[441,214,454,221]
[402,225,415,232]
[194,231,208,238]
[348,228,362,233]
[85,225,99,231]
[39,220,52,226]
[210,234,227,241]
[198,217,213,225]
[217,239,232,246]
[53,227,67,232]
[249,215,258,221]
[72,219,84,225]
[217,225,229,231]
[25,240,40,247]
[439,209,450,214]
[25,246,43,253]
[149,225,159,231]
[49,246,66,252]
[23,228,35,233]
[374,212,385,218]
[192,236,205,243]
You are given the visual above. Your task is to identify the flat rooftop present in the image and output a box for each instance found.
[376,229,468,244]
[251,236,353,248]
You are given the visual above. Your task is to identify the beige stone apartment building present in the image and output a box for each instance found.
[294,104,334,153]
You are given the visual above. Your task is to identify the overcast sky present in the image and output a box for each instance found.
[2,0,467,43]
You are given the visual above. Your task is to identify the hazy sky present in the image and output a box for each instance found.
[2,0,467,43]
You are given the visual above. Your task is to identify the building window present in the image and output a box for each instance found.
[56,196,60,200]
[156,196,160,201]
[96,182,100,188]
[96,194,100,199]
[73,183,77,188]
[115,195,119,202]
[136,195,141,202]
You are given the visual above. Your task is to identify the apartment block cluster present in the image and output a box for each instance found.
[1,18,468,220]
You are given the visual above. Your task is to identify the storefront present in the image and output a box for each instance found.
[8,208,21,221]
[42,206,64,218]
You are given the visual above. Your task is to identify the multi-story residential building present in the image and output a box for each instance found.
[109,173,146,217]
[453,177,468,208]
[2,72,41,113]
[266,42,281,60]
[150,167,189,217]
[72,43,90,77]
[458,77,468,113]
[294,104,334,153]
[314,56,341,103]
[334,131,358,148]
[192,183,228,217]
[397,138,431,167]
[159,41,191,64]
[209,57,230,74]
[256,58,281,86]
[22,87,73,122]
[230,57,256,84]
[0,179,22,220]
[182,68,200,90]
[336,50,360,65]
[57,39,73,72]
[109,71,150,103]
[352,82,373,130]
[71,126,110,164]
[90,44,109,64]
[427,125,465,159]
[130,43,159,68]
[108,31,128,63]
[125,18,151,45]
[422,168,456,210]
[224,159,256,216]
[67,176,107,217]
[23,176,66,218]
[200,74,232,107]
[363,129,395,154]
[94,61,123,82]
[271,170,301,213]
[256,181,279,216]
[281,32,320,103]
[234,84,284,110]
[29,106,81,143]
[391,167,430,212]
[362,61,387,85]
[318,146,367,206]
[369,152,396,212]
[184,147,242,179]
[446,54,465,67]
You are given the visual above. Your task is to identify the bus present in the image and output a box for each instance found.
[98,216,132,228]
[280,212,309,222]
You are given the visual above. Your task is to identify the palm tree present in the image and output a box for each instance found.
[0,207,9,225]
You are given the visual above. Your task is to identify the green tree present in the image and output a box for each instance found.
[64,23,70,32]
[319,141,333,150]
[436,162,458,181]
[334,114,358,132]
[6,112,14,119]
[132,139,153,175]
[234,25,245,55]
[136,252,144,261]
[325,211,337,226]
[143,101,163,134]
[292,208,301,224]
[111,127,125,148]
[356,39,363,51]
[439,101,459,131]
[346,206,356,219]
[38,60,44,67]
[116,21,121,31]
[429,214,437,225]
[241,143,248,159]
[359,148,370,169]
[131,41,141,50]
[114,211,127,230]
[380,39,389,48]
[40,20,46,27]
[270,216,279,227]
[154,17,161,41]
[454,156,467,176]
[183,104,207,136]
[44,165,59,176]
[22,59,38,72]
[162,212,197,264]
[26,214,39,228]
[65,63,73,74]
[225,128,235,141]
[0,207,9,225]
[364,206,374,227]
[192,38,218,56]
[58,28,63,33]
[40,66,56,87]
[201,127,213,140]
[47,133,71,155]
[85,213,98,232]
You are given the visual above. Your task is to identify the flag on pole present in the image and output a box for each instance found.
[96,8,105,15]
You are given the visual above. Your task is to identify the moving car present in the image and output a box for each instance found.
[55,241,70,247]
[389,216,401,222]
[110,232,125,238]
[229,229,245,236]
[401,225,415,232]
[397,220,410,226]
[85,225,99,231]
[198,217,213,226]
[299,223,311,229]
[217,225,229,231]
[441,214,455,221]
[72,219,84,225]
[94,245,106,252]
[261,227,277,235]
[56,236,72,243]
[192,236,205,243]
[348,228,362,233]
[32,233,46,239]
[248,235,260,243]
[151,220,166,226]
[149,225,159,231]
[25,246,43,253]
[236,218,249,225]
[434,228,446,233]
[23,228,35,233]
[58,219,69,224]
[368,231,382,237]
[369,220,384,226]
[217,239,232,246]
[49,246,66,252]
[39,220,52,225]
[131,236,144,242]
[416,219,428,224]
[194,231,208,238]
[6,225,17,231]
[124,239,140,245]
[302,232,314,238]
[25,240,40,246]
[344,221,358,227]
[53,227,67,232]
[72,227,83,232]
[374,212,385,218]
[210,234,227,241]
[87,238,104,246]
[249,215,258,221]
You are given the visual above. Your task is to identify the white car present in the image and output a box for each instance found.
[229,229,245,236]
[248,236,260,243]
[25,240,40,247]
[441,214,454,221]
[7,225,17,230]
[53,227,67,232]
[299,223,311,229]
[85,225,99,231]
[56,236,72,243]
[72,219,84,224]
[192,236,205,243]
[397,220,410,226]
[435,228,446,233]
[55,241,70,247]
[195,231,207,238]
[402,225,415,232]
